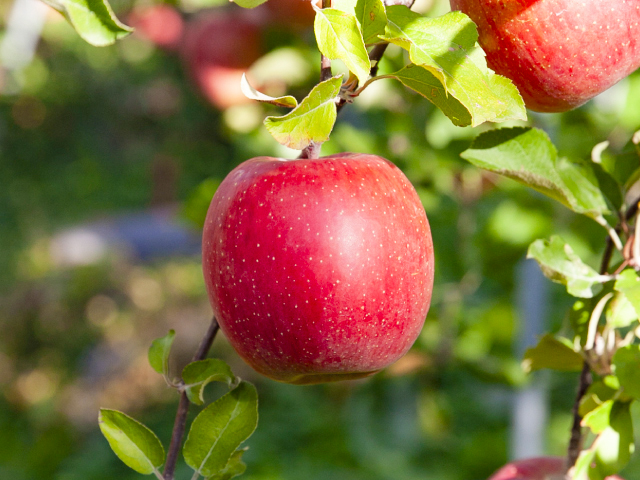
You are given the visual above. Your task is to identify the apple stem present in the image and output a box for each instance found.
[163,316,220,480]
[299,141,322,159]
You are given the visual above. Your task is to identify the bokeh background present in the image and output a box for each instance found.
[1,0,640,478]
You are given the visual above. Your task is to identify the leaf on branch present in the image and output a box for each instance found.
[574,401,635,480]
[182,358,237,406]
[606,293,638,329]
[613,345,640,400]
[582,399,615,434]
[184,382,258,478]
[593,401,635,477]
[461,127,611,220]
[579,379,618,418]
[332,0,358,14]
[527,236,610,298]
[240,74,298,108]
[314,8,371,84]
[98,409,165,475]
[232,0,269,7]
[207,449,248,480]
[380,7,526,126]
[148,330,175,378]
[522,334,584,373]
[355,0,387,44]
[384,65,472,126]
[614,269,640,320]
[43,0,132,47]
[264,75,342,150]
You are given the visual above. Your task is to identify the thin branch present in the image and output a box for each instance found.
[567,362,592,469]
[565,198,640,471]
[163,317,220,480]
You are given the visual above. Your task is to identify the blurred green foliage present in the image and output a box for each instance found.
[1,0,640,479]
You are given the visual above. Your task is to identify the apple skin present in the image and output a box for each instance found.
[128,5,184,51]
[488,457,624,480]
[202,153,435,384]
[180,10,263,110]
[449,0,640,112]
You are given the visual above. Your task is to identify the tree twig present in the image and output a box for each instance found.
[567,361,592,469]
[566,197,640,472]
[163,317,220,480]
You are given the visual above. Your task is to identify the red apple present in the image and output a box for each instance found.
[128,5,184,51]
[449,0,640,112]
[202,153,435,384]
[488,457,625,480]
[180,9,263,109]
[266,0,319,28]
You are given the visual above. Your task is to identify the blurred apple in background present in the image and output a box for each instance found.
[180,8,263,110]
[128,5,184,51]
[266,0,319,28]
[487,457,625,480]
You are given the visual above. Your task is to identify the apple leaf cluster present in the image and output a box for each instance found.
[461,125,640,480]
[99,329,257,480]
[238,0,527,150]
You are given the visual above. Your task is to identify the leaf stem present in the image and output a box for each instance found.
[299,0,332,160]
[163,317,220,480]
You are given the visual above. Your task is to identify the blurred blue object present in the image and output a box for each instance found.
[50,206,202,266]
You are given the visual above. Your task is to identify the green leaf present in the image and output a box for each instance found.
[184,382,258,478]
[461,128,610,220]
[579,379,618,418]
[522,334,583,373]
[314,8,371,84]
[573,449,597,480]
[183,178,221,229]
[43,0,132,47]
[599,150,640,188]
[148,330,175,377]
[182,359,237,406]
[582,399,614,434]
[381,8,526,126]
[527,236,609,298]
[606,293,638,329]
[207,449,248,480]
[593,401,635,478]
[556,158,611,219]
[570,299,592,346]
[592,162,623,212]
[614,269,640,319]
[384,65,472,127]
[240,74,298,108]
[613,345,640,400]
[232,0,268,7]
[264,75,342,150]
[332,0,357,14]
[355,0,387,44]
[98,409,164,475]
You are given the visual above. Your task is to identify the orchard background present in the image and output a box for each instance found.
[1,0,640,479]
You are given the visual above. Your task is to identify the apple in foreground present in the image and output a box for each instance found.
[488,457,624,480]
[449,0,640,112]
[180,9,262,110]
[202,153,435,384]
